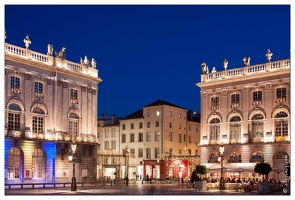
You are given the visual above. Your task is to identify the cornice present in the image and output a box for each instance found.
[5,54,102,84]
[196,69,290,88]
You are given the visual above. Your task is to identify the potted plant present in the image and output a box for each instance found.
[192,164,208,191]
[254,162,272,194]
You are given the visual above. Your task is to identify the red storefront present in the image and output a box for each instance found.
[142,159,190,180]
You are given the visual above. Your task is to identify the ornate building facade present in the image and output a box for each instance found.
[196,50,290,181]
[4,34,102,184]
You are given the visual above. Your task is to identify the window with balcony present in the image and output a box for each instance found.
[229,116,241,144]
[69,112,79,137]
[32,107,45,135]
[231,93,240,108]
[70,89,78,104]
[209,118,220,144]
[11,75,20,94]
[211,97,219,110]
[275,111,289,141]
[252,91,262,105]
[251,114,264,142]
[34,81,44,97]
[276,87,286,103]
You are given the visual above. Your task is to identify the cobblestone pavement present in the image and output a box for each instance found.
[4,182,288,196]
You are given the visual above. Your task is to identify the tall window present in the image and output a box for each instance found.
[147,112,150,117]
[275,111,288,137]
[111,128,115,138]
[111,140,116,150]
[210,118,220,142]
[169,132,173,141]
[169,122,172,128]
[122,124,126,130]
[183,134,186,142]
[104,129,109,138]
[229,116,241,143]
[32,107,45,134]
[69,113,79,137]
[211,97,219,110]
[188,135,191,143]
[8,147,20,179]
[122,134,126,143]
[32,148,44,178]
[155,148,160,158]
[231,94,240,107]
[70,89,78,103]
[131,123,134,129]
[130,133,135,142]
[11,75,20,93]
[138,148,143,158]
[155,121,159,127]
[251,114,264,140]
[8,103,21,131]
[155,131,160,141]
[104,141,109,150]
[147,122,151,128]
[146,148,151,159]
[34,81,43,97]
[138,132,143,142]
[169,111,172,116]
[146,132,151,142]
[276,87,286,102]
[253,91,262,104]
[178,133,182,142]
[139,122,143,129]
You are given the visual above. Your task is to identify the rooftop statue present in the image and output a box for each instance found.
[91,58,96,69]
[212,67,216,73]
[266,49,273,62]
[243,57,250,66]
[223,58,228,70]
[47,44,53,56]
[55,47,66,59]
[23,35,31,49]
[83,56,90,66]
[201,62,208,74]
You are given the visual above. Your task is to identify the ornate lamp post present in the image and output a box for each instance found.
[68,142,77,191]
[219,144,225,190]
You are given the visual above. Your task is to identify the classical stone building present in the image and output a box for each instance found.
[4,34,102,184]
[196,50,290,181]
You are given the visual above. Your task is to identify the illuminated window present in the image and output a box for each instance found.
[32,148,44,178]
[146,148,151,159]
[253,91,262,105]
[10,75,20,93]
[275,111,288,137]
[34,81,43,97]
[69,112,79,137]
[155,148,160,158]
[155,131,160,141]
[251,114,264,142]
[32,107,45,134]
[8,103,21,131]
[229,116,241,143]
[211,97,219,110]
[70,89,78,104]
[156,111,160,116]
[276,87,286,99]
[111,140,116,150]
[209,118,220,142]
[8,147,20,179]
[146,132,151,142]
[231,94,240,107]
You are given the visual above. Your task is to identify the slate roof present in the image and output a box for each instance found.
[144,99,186,110]
[121,109,143,120]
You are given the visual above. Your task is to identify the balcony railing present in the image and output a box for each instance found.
[201,59,290,83]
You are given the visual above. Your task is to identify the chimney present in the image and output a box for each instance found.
[111,114,116,124]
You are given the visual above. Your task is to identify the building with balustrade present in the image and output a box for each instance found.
[196,50,290,181]
[4,34,102,184]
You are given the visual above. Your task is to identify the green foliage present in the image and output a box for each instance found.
[195,164,208,175]
[254,162,272,175]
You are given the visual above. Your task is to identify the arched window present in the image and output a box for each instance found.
[250,150,264,162]
[32,148,44,178]
[229,116,241,143]
[209,118,220,144]
[228,151,241,163]
[8,147,21,179]
[275,111,288,138]
[8,103,21,131]
[69,112,79,137]
[251,114,264,142]
[32,107,45,134]
[208,152,220,163]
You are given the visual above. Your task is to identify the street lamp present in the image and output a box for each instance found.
[68,142,77,191]
[219,144,225,190]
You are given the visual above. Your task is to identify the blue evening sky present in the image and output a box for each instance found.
[3,3,291,118]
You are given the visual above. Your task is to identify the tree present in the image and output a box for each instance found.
[190,164,208,183]
[254,162,272,182]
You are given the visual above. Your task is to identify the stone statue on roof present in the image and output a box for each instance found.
[55,47,66,59]
[243,57,250,66]
[47,44,53,56]
[23,35,31,49]
[266,49,273,62]
[223,58,228,70]
[91,58,96,69]
[201,62,208,74]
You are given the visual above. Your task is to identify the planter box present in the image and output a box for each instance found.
[195,181,207,191]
